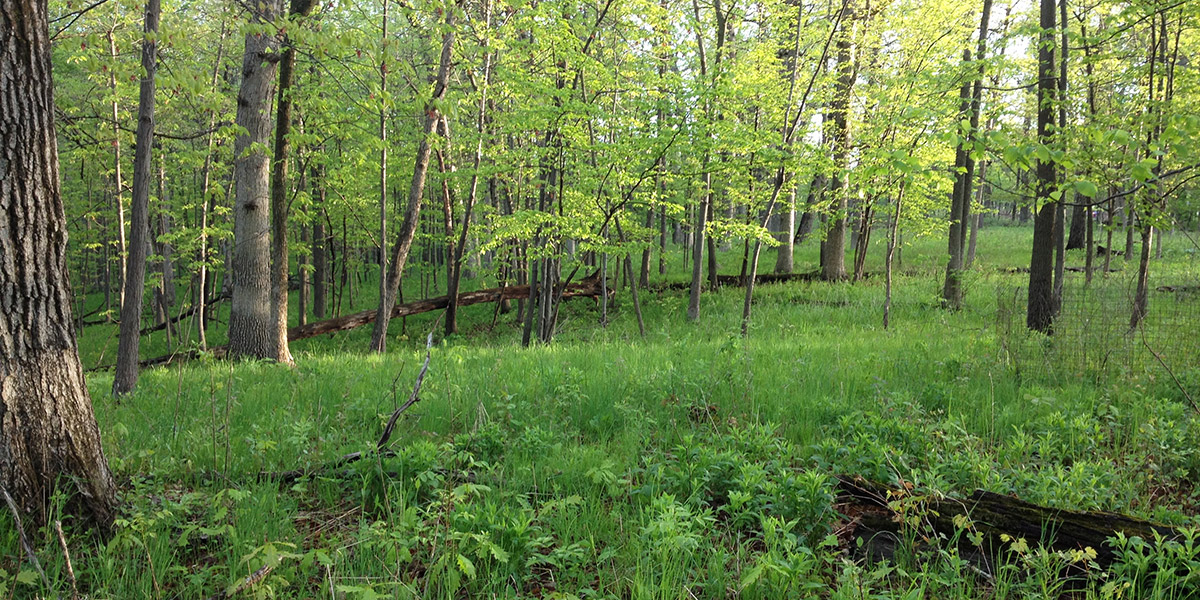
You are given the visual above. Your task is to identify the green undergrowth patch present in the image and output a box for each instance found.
[3,228,1199,598]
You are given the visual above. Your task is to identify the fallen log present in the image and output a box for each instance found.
[655,271,825,291]
[140,291,230,335]
[836,476,1180,569]
[288,273,607,340]
[120,274,608,369]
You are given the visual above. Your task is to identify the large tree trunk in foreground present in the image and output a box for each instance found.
[229,0,283,360]
[113,0,162,395]
[1,0,117,527]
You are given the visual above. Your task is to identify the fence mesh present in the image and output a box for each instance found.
[997,279,1200,384]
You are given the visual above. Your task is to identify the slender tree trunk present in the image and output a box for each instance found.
[113,0,161,395]
[378,0,389,329]
[107,27,128,309]
[371,10,455,352]
[229,0,283,359]
[884,183,907,330]
[1051,0,1069,315]
[943,0,992,309]
[1026,0,1057,333]
[1,0,118,527]
[823,0,855,282]
[195,19,228,350]
[775,186,795,274]
[447,3,493,336]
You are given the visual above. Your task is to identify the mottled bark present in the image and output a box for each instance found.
[113,0,161,395]
[229,0,283,360]
[1,0,117,526]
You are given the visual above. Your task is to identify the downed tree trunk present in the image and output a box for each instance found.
[122,274,608,369]
[836,476,1179,569]
[139,291,230,335]
[656,271,826,291]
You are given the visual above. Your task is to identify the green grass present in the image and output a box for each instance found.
[3,225,1200,599]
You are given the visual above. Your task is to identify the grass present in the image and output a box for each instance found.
[3,224,1200,599]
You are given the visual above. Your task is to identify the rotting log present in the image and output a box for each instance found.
[657,271,827,291]
[836,476,1180,569]
[116,273,608,370]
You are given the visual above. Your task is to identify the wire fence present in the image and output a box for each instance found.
[997,279,1200,385]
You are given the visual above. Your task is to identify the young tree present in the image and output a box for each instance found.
[113,0,162,395]
[1026,0,1058,332]
[1,0,118,526]
[370,4,456,352]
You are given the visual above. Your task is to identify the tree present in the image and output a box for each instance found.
[229,0,288,361]
[821,0,855,282]
[113,0,162,395]
[370,3,456,352]
[265,0,318,366]
[0,0,117,526]
[1026,0,1058,332]
[942,0,992,310]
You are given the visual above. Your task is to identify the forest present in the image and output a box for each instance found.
[2,0,1200,596]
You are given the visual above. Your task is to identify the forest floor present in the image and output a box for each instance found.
[5,224,1200,599]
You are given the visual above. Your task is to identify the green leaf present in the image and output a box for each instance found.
[456,554,477,579]
[1073,180,1098,198]
[15,570,38,586]
[739,562,766,590]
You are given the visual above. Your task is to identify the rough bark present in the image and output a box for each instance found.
[229,0,283,360]
[113,0,161,395]
[1,0,117,526]
[370,8,455,352]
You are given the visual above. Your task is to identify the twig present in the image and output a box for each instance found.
[271,328,437,482]
[1140,329,1199,415]
[205,562,276,600]
[376,331,434,450]
[55,521,79,600]
[0,484,52,593]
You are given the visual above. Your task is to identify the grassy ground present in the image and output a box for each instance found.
[4,224,1200,599]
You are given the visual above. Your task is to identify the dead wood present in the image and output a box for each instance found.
[836,476,1180,568]
[114,274,607,370]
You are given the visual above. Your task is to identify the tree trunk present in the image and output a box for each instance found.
[446,5,493,336]
[1026,0,1057,333]
[1066,203,1087,249]
[113,0,161,396]
[106,27,127,309]
[775,186,795,274]
[229,0,283,360]
[264,0,317,366]
[943,0,992,309]
[1,0,117,527]
[371,10,455,352]
[822,1,855,282]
